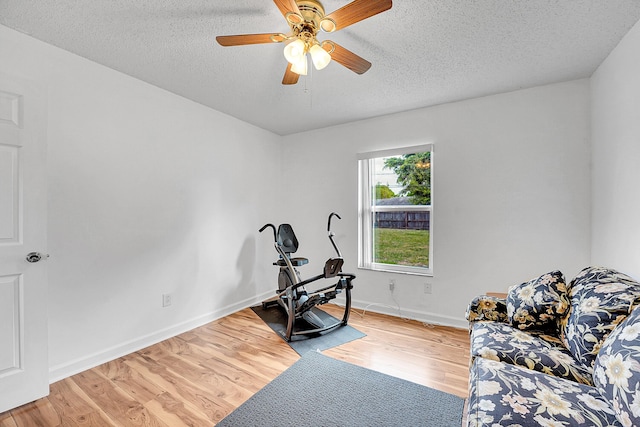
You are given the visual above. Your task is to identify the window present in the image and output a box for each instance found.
[358,145,433,275]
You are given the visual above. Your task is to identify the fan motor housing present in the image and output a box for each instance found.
[296,0,326,29]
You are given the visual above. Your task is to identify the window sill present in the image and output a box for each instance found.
[358,264,433,277]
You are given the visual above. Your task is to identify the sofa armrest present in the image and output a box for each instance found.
[465,295,508,324]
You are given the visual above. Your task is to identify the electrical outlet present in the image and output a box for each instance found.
[162,293,172,307]
[389,279,395,292]
[424,283,432,294]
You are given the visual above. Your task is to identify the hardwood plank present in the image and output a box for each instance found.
[71,369,168,427]
[7,398,60,427]
[144,392,211,427]
[47,377,115,426]
[122,353,237,422]
[0,415,18,427]
[96,358,163,405]
[0,412,18,427]
[2,305,471,425]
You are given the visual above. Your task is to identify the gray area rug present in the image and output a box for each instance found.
[217,350,465,427]
[251,305,366,355]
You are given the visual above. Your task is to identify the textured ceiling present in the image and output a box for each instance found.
[1,1,640,135]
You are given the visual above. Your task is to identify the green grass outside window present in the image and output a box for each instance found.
[373,228,429,268]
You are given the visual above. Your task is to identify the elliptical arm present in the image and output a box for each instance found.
[327,212,342,258]
[259,223,277,242]
[274,244,300,285]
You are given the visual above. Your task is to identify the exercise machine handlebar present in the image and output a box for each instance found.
[327,212,341,232]
[259,223,277,242]
[327,212,342,258]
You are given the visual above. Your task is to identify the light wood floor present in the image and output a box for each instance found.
[0,304,471,426]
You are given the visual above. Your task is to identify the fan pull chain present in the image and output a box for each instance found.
[305,62,313,109]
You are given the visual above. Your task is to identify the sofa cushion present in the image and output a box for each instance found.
[470,321,593,385]
[560,266,640,370]
[467,358,619,427]
[593,304,640,427]
[506,270,569,332]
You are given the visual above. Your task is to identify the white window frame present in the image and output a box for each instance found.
[358,144,433,276]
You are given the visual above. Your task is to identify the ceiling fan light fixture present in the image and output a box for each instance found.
[290,55,308,75]
[309,43,331,70]
[284,38,306,64]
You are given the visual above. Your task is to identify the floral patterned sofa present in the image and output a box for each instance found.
[465,266,640,426]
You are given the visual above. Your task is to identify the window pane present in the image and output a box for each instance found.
[373,153,431,206]
[373,227,430,268]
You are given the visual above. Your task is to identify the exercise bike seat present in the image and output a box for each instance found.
[275,225,308,267]
[274,257,309,267]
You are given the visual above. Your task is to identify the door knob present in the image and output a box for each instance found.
[26,252,49,263]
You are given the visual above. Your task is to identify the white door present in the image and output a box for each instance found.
[0,74,49,412]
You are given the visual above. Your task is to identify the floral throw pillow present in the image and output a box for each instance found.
[560,266,640,369]
[506,270,569,332]
[593,304,640,427]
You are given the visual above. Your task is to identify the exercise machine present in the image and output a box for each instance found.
[259,212,355,341]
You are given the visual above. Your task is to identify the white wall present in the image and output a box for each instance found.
[281,80,592,328]
[0,25,281,381]
[591,19,640,279]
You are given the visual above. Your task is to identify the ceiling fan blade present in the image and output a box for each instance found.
[282,63,300,85]
[273,0,301,18]
[216,33,282,46]
[325,0,392,31]
[325,42,371,74]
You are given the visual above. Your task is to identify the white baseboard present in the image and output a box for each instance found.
[342,297,469,330]
[48,290,274,384]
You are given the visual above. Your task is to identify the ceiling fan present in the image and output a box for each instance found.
[216,0,393,85]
